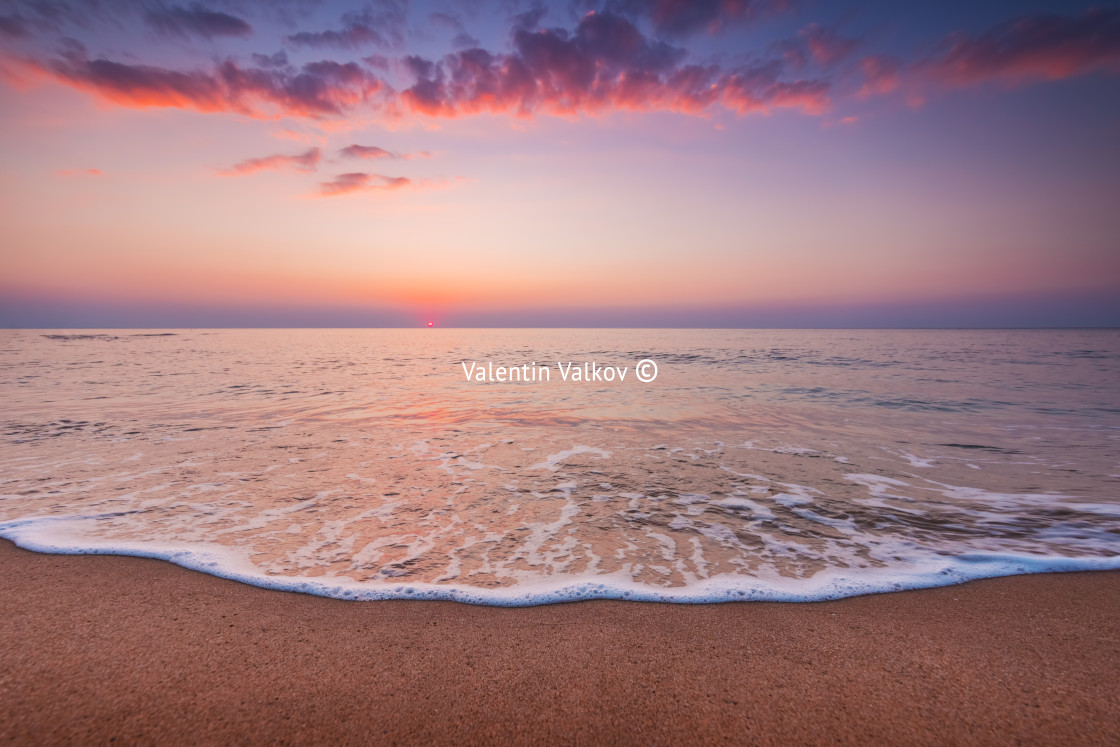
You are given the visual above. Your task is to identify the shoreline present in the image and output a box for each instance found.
[1,539,1118,744]
[8,526,1118,606]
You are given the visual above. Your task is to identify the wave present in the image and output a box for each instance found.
[4,515,1119,607]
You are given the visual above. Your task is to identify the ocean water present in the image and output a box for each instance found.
[1,329,1118,605]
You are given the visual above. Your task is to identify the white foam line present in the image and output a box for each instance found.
[3,516,1119,607]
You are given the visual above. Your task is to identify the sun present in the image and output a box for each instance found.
[427,321,434,327]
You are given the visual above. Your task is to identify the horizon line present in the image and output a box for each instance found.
[8,326,1120,332]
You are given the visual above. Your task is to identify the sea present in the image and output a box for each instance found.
[1,329,1118,605]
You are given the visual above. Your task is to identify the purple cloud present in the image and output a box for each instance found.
[38,51,386,118]
[401,10,829,118]
[145,4,252,40]
[285,3,405,51]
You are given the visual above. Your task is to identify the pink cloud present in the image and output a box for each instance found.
[220,148,321,175]
[857,55,902,98]
[337,144,430,160]
[316,172,465,197]
[318,172,411,196]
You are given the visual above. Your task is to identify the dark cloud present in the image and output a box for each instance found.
[286,25,384,50]
[220,147,321,175]
[451,32,480,49]
[922,9,1120,87]
[402,54,438,80]
[363,53,390,70]
[285,3,405,51]
[0,0,323,37]
[0,13,29,38]
[802,24,858,67]
[319,172,411,196]
[856,10,1120,102]
[401,10,828,118]
[775,24,859,72]
[251,50,289,68]
[339,144,394,159]
[429,11,464,31]
[511,6,547,32]
[0,2,78,35]
[38,51,386,118]
[590,0,787,38]
[428,10,479,48]
[145,4,252,40]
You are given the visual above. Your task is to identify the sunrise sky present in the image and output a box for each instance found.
[1,0,1118,327]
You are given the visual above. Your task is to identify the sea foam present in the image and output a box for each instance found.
[3,515,1120,606]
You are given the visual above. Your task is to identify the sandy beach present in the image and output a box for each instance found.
[1,540,1117,745]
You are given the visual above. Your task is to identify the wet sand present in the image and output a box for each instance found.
[1,539,1117,745]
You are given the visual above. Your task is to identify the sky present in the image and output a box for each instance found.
[1,0,1118,327]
